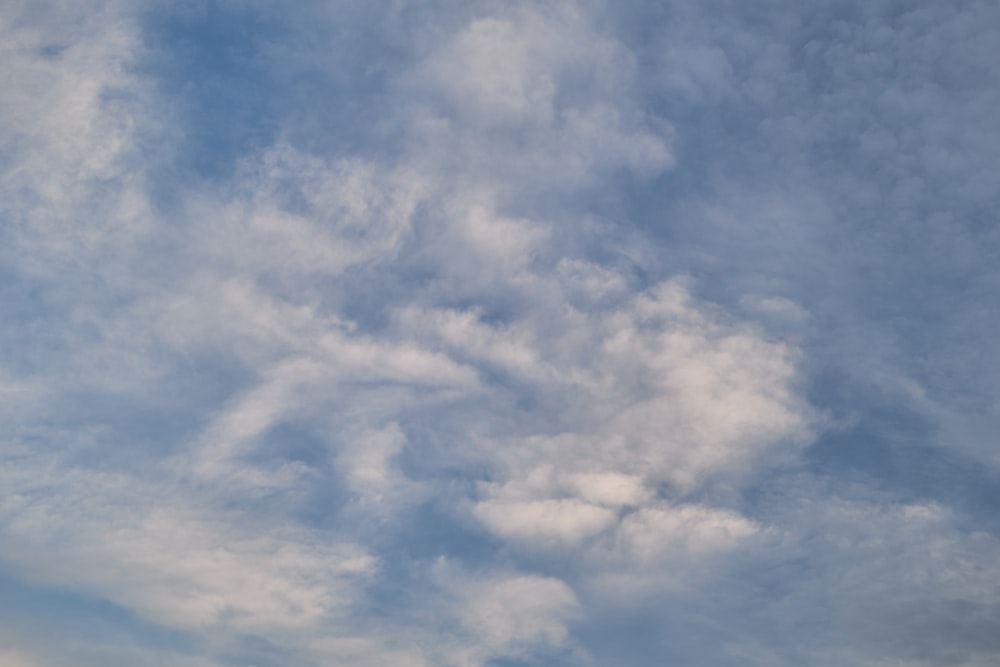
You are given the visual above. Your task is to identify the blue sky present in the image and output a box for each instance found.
[2,1,999,665]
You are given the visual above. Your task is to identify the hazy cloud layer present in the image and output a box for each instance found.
[2,1,999,665]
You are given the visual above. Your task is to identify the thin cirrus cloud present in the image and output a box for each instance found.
[1,1,999,666]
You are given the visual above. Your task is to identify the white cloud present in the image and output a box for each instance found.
[404,2,672,197]
[565,471,651,508]
[0,463,375,634]
[0,0,160,275]
[473,498,616,548]
[0,0,790,662]
[613,503,760,563]
[431,563,582,666]
[462,573,579,648]
[459,279,812,559]
[421,13,563,127]
[4,0,998,665]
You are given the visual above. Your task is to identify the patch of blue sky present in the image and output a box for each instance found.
[139,3,295,177]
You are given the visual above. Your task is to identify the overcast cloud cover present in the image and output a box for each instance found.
[2,1,999,665]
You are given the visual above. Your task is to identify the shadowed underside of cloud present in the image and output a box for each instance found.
[2,0,999,665]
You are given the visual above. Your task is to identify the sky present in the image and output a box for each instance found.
[1,1,999,665]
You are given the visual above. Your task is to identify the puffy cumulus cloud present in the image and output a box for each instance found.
[449,280,811,555]
[392,274,813,624]
[459,574,579,653]
[608,503,760,565]
[473,498,617,548]
[404,1,672,198]
[428,563,584,667]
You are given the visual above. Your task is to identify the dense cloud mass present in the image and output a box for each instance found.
[2,1,999,665]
